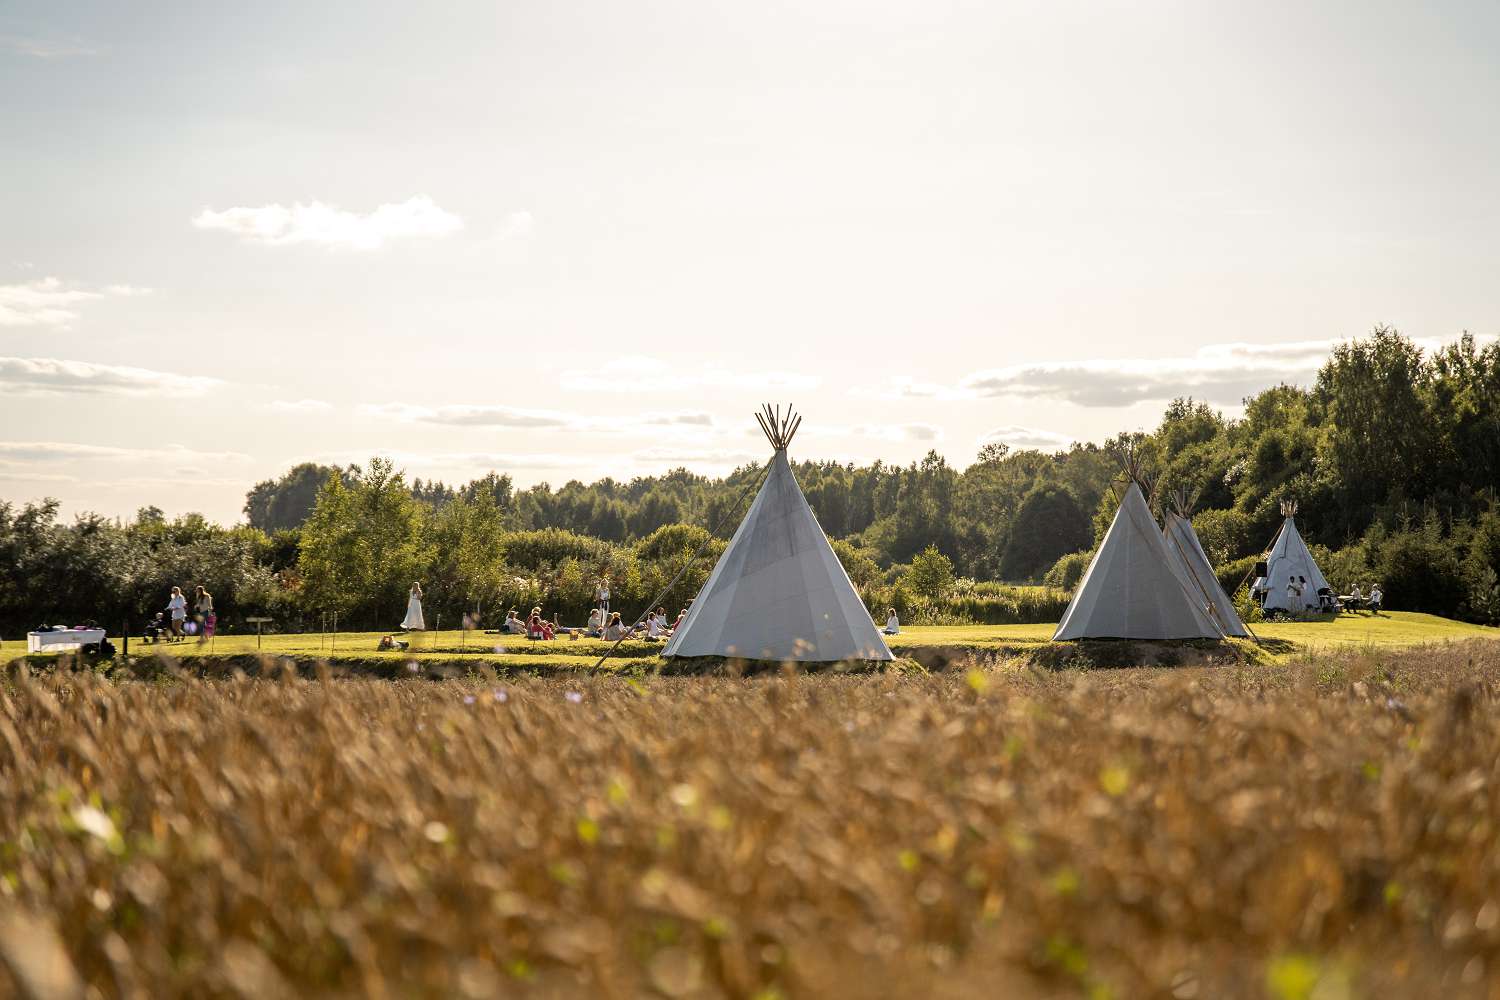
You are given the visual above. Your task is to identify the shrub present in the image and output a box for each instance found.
[1043,551,1091,591]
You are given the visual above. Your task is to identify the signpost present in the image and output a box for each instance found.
[245,617,274,650]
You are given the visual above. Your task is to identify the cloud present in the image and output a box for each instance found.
[0,278,98,327]
[0,278,151,327]
[980,425,1075,451]
[845,423,944,443]
[850,376,976,402]
[950,334,1500,409]
[192,195,463,250]
[267,398,334,413]
[360,401,717,434]
[0,35,100,58]
[559,356,821,394]
[0,357,221,397]
[0,442,251,464]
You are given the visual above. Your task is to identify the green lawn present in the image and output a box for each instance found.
[6,610,1497,668]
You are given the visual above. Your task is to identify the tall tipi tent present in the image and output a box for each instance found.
[1256,502,1331,613]
[1162,489,1250,638]
[1053,474,1222,641]
[663,406,893,663]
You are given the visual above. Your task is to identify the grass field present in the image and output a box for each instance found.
[5,641,1500,997]
[5,611,1496,671]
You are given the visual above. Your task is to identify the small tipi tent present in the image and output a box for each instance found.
[662,406,893,663]
[1255,501,1331,613]
[1162,489,1250,638]
[1053,468,1222,642]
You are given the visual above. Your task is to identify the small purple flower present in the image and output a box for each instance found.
[565,690,583,704]
[406,661,420,673]
[494,688,509,703]
[463,694,476,705]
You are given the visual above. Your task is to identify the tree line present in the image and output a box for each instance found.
[3,327,1498,636]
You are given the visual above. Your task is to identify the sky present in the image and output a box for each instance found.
[3,0,1498,524]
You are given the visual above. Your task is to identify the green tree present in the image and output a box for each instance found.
[1000,483,1091,581]
[904,545,955,605]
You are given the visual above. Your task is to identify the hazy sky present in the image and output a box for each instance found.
[3,0,1497,523]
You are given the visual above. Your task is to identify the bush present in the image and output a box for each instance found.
[1043,551,1091,591]
[1216,555,1261,598]
[1371,530,1468,618]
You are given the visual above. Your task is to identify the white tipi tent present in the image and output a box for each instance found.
[1053,476,1223,641]
[662,406,893,663]
[1162,490,1250,638]
[1255,502,1331,613]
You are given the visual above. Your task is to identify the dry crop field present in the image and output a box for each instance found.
[4,644,1500,999]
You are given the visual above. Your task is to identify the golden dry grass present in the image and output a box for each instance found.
[4,644,1500,998]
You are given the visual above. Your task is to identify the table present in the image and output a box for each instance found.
[27,629,106,653]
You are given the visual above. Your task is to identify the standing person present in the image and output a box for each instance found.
[402,582,426,632]
[193,586,215,644]
[1369,583,1384,614]
[167,586,187,639]
[594,575,611,620]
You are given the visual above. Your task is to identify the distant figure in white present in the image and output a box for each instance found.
[594,577,611,618]
[167,586,187,637]
[402,582,426,631]
[1370,583,1384,613]
[883,608,900,635]
[586,607,604,637]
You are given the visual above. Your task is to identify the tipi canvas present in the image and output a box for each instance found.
[1053,481,1222,641]
[663,406,893,663]
[1163,509,1250,637]
[1256,504,1331,613]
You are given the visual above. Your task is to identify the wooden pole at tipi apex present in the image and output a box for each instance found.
[754,410,775,449]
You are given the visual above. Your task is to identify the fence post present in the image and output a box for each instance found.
[122,620,128,659]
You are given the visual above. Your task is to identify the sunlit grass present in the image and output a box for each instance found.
[4,641,1499,995]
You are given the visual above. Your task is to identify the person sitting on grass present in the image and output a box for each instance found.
[602,612,629,642]
[143,612,168,643]
[882,608,900,635]
[646,607,670,639]
[1369,583,1384,614]
[503,609,527,634]
[586,607,604,637]
[671,607,687,632]
[527,607,554,640]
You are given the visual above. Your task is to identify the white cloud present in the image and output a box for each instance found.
[835,422,944,443]
[192,195,463,250]
[0,442,251,464]
[559,355,821,394]
[360,401,717,434]
[0,278,99,327]
[0,35,100,58]
[979,425,1074,451]
[850,376,976,401]
[0,357,221,397]
[0,278,151,327]
[267,398,334,413]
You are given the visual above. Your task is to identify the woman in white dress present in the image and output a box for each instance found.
[167,586,187,638]
[402,582,426,631]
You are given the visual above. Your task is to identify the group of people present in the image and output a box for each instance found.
[144,585,216,643]
[487,603,687,642]
[1342,582,1385,614]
